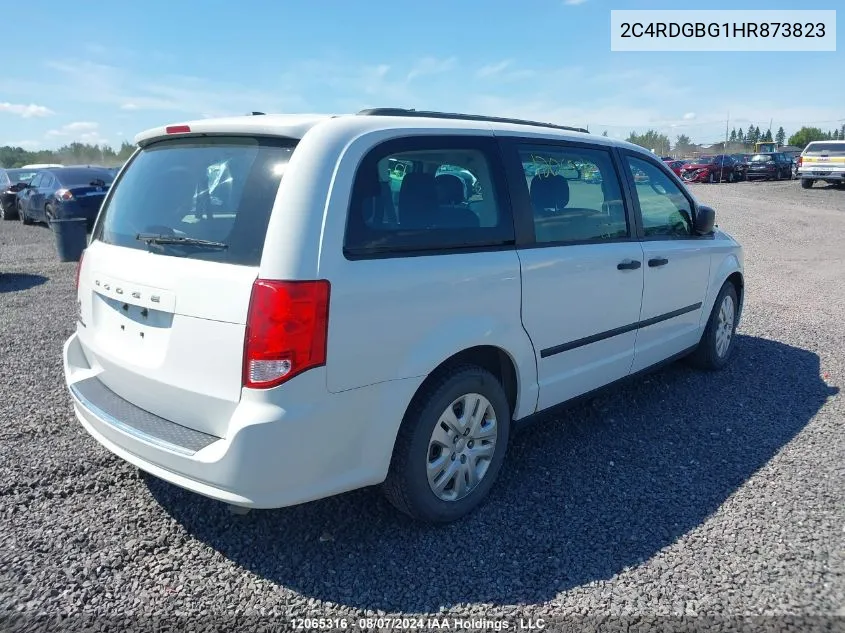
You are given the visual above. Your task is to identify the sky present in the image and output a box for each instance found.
[1,0,842,151]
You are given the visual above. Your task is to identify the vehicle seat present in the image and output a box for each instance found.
[435,174,466,205]
[530,175,570,217]
[434,173,480,228]
[397,172,439,229]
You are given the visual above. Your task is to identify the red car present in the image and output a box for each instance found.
[665,160,688,177]
[681,154,742,184]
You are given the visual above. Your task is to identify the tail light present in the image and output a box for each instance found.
[56,188,73,201]
[797,156,803,167]
[243,279,330,389]
[75,250,85,290]
[166,125,191,134]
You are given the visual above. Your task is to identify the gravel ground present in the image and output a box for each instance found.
[1,179,843,632]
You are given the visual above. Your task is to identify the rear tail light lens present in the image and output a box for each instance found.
[243,279,330,389]
[75,250,85,291]
[56,188,73,201]
[797,156,803,167]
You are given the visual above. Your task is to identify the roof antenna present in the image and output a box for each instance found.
[247,111,266,116]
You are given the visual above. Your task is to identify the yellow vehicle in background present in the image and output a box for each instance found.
[754,141,777,154]
[797,140,845,189]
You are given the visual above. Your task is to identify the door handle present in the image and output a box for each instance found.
[648,257,669,267]
[617,260,642,270]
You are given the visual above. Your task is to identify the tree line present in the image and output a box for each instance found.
[0,142,137,169]
[614,123,845,157]
[3,123,844,167]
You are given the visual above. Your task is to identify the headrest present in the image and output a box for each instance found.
[398,172,438,228]
[435,173,465,205]
[530,174,570,213]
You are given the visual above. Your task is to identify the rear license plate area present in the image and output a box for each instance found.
[90,292,174,363]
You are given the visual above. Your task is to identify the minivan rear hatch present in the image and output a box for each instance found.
[76,135,297,437]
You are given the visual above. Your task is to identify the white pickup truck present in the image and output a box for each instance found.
[798,141,845,189]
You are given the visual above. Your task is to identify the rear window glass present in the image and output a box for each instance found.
[56,168,115,186]
[804,142,845,155]
[750,154,774,162]
[93,136,296,267]
[6,169,37,184]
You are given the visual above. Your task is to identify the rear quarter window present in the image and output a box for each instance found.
[92,136,297,267]
[344,136,514,258]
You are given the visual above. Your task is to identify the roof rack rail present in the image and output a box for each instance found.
[356,108,589,134]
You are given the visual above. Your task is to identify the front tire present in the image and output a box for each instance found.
[19,203,32,225]
[688,282,739,371]
[383,365,511,523]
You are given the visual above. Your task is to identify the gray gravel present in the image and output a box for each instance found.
[1,180,843,631]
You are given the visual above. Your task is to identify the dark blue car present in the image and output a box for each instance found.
[17,166,115,228]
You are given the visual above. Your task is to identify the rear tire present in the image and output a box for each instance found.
[801,178,814,189]
[0,202,13,221]
[19,203,32,225]
[382,365,511,523]
[688,282,739,371]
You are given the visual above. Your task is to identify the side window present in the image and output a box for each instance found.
[625,156,693,237]
[344,140,513,256]
[29,174,43,189]
[515,144,628,244]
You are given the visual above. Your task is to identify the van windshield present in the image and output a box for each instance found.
[93,136,297,266]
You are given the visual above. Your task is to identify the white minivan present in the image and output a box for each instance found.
[63,109,744,523]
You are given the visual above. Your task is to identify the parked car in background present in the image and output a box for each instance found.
[17,166,115,229]
[665,160,687,177]
[730,154,751,181]
[797,141,845,189]
[681,155,741,183]
[0,168,40,220]
[745,152,793,181]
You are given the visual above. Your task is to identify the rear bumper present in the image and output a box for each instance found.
[798,170,845,180]
[746,169,776,178]
[63,332,421,508]
[56,201,100,223]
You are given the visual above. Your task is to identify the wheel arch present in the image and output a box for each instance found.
[699,252,744,329]
[725,270,744,321]
[404,345,522,421]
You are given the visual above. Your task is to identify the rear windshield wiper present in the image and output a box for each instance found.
[136,233,228,249]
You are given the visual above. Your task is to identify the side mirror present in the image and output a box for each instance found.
[694,204,716,235]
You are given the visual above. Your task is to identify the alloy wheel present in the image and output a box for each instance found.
[715,294,736,358]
